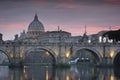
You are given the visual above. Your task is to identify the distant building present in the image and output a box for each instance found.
[5,14,118,44]
[18,14,82,43]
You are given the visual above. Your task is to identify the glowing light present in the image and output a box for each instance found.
[110,50,114,58]
[66,51,70,58]
[108,39,113,43]
[20,53,23,58]
[88,39,91,43]
[110,75,115,80]
[99,36,102,43]
[45,51,50,56]
[53,49,59,56]
[10,53,13,58]
[46,67,49,80]
[66,75,70,80]
[23,68,26,73]
[103,37,107,43]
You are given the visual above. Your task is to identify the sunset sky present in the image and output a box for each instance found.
[0,0,120,40]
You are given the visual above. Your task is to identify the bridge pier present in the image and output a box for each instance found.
[103,57,112,64]
[9,58,23,68]
[57,56,68,64]
[97,57,113,67]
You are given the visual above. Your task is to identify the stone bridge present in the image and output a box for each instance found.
[0,40,120,66]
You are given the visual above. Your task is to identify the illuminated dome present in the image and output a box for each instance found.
[27,14,45,37]
[28,14,44,32]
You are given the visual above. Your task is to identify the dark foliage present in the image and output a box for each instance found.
[103,29,120,42]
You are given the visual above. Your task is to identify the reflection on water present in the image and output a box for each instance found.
[0,65,120,80]
[0,66,9,80]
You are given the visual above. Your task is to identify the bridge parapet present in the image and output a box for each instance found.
[0,40,120,65]
[1,40,120,47]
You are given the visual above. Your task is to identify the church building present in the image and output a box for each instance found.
[18,14,83,43]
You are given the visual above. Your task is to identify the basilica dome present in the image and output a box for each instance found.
[27,14,45,37]
[28,14,44,32]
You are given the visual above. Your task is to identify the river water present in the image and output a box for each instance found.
[0,65,120,80]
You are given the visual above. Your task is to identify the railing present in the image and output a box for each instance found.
[0,40,120,47]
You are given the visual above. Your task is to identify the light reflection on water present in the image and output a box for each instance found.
[0,65,120,80]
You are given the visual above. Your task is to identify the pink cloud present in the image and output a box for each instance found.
[0,23,27,31]
[63,26,108,36]
[86,26,108,34]
[46,24,120,36]
[0,23,28,40]
[1,23,120,40]
[57,3,78,9]
[82,25,120,35]
[46,24,104,36]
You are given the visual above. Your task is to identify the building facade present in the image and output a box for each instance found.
[18,14,83,44]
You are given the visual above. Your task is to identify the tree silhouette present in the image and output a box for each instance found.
[103,29,120,42]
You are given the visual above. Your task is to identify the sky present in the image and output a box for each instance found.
[0,0,120,40]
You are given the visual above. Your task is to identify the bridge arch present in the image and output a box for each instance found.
[0,48,11,64]
[24,46,57,64]
[73,47,102,63]
[112,49,120,66]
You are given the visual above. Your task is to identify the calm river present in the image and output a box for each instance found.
[0,65,120,80]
